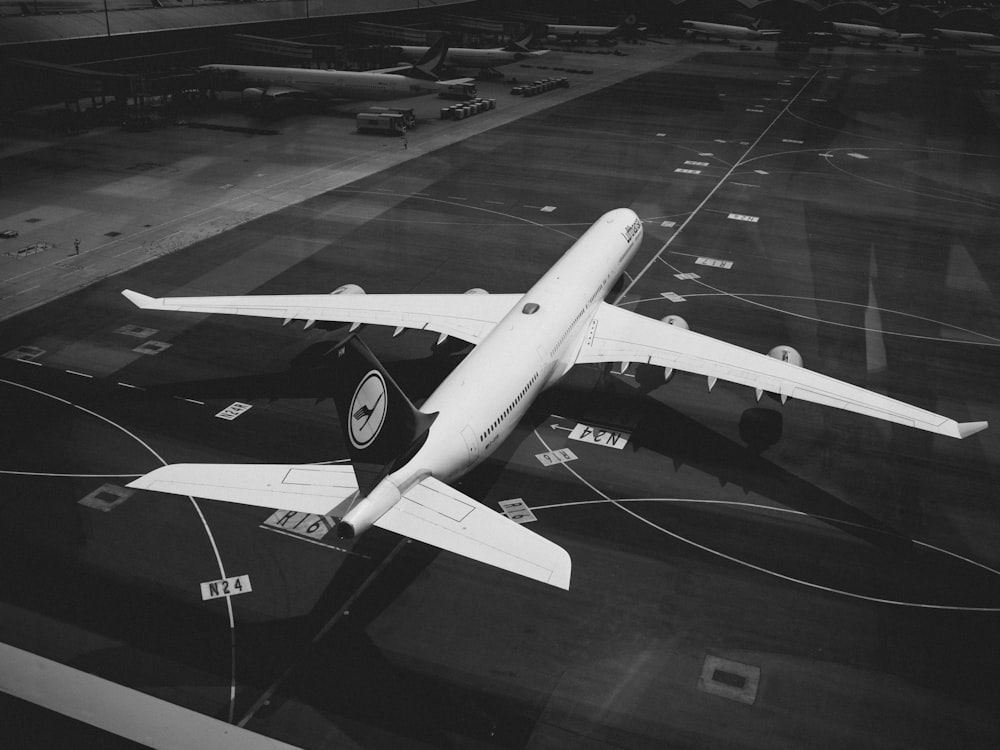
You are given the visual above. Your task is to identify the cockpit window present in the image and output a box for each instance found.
[522,303,540,315]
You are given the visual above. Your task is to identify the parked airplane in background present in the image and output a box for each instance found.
[543,17,644,45]
[828,21,922,46]
[201,38,476,104]
[681,19,781,43]
[392,33,550,73]
[931,27,1000,49]
[122,208,986,590]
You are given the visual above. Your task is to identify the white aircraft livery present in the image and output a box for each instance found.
[681,20,781,42]
[122,208,987,590]
[393,33,550,71]
[201,39,476,103]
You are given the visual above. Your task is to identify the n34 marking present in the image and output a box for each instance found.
[200,575,252,601]
[568,423,631,450]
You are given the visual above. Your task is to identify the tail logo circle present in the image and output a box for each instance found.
[349,370,388,449]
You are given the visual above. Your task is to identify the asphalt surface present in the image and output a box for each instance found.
[1,41,999,749]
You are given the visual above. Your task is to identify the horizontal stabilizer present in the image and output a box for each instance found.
[376,477,571,589]
[127,463,358,516]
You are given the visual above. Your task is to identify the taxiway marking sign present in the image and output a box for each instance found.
[499,499,537,524]
[536,448,577,467]
[216,402,252,420]
[568,423,631,450]
[200,575,252,601]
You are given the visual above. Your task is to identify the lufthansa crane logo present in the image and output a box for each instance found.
[348,370,388,450]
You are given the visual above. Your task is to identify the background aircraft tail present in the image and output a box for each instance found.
[403,36,449,80]
[505,32,534,52]
[329,335,437,496]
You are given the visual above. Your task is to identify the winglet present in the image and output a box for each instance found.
[122,289,156,308]
[957,421,989,439]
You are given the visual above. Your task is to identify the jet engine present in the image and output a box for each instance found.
[292,284,365,331]
[331,284,366,297]
[241,87,266,103]
[765,345,803,403]
[767,345,802,367]
[464,287,488,295]
[659,315,689,382]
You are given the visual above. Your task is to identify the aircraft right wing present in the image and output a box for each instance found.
[122,290,521,346]
[576,302,988,440]
[376,477,572,590]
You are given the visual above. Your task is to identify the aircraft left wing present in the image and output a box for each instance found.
[127,463,358,515]
[576,302,987,439]
[123,290,521,346]
[377,477,571,589]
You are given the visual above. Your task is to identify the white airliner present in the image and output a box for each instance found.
[828,21,922,46]
[932,28,1000,49]
[392,33,550,72]
[122,208,986,590]
[681,20,781,43]
[201,39,476,104]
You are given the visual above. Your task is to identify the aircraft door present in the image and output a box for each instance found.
[461,426,479,462]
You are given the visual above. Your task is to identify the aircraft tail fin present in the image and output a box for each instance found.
[403,36,449,80]
[505,31,533,52]
[330,335,437,496]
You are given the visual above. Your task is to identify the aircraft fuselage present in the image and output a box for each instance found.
[201,64,453,101]
[388,208,643,491]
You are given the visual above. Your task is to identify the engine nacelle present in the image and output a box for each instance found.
[336,480,401,539]
[464,287,488,295]
[331,284,365,296]
[768,345,802,367]
[765,345,803,403]
[659,315,689,381]
[241,87,266,103]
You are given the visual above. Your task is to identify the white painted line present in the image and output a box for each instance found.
[447,196,468,200]
[660,220,676,228]
[175,396,205,405]
[656,132,667,137]
[0,642,300,750]
[200,575,252,600]
[699,152,714,157]
[684,160,709,167]
[848,152,869,160]
[727,213,759,223]
[484,200,504,205]
[696,257,734,270]
[754,169,769,175]
[117,382,143,390]
[713,139,727,144]
[745,108,764,113]
[781,138,803,144]
[540,206,556,212]
[19,359,42,366]
[14,285,41,296]
[65,370,93,378]
[661,292,686,302]
[499,498,536,524]
[819,152,834,158]
[731,182,758,188]
[674,168,702,175]
[674,272,701,280]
